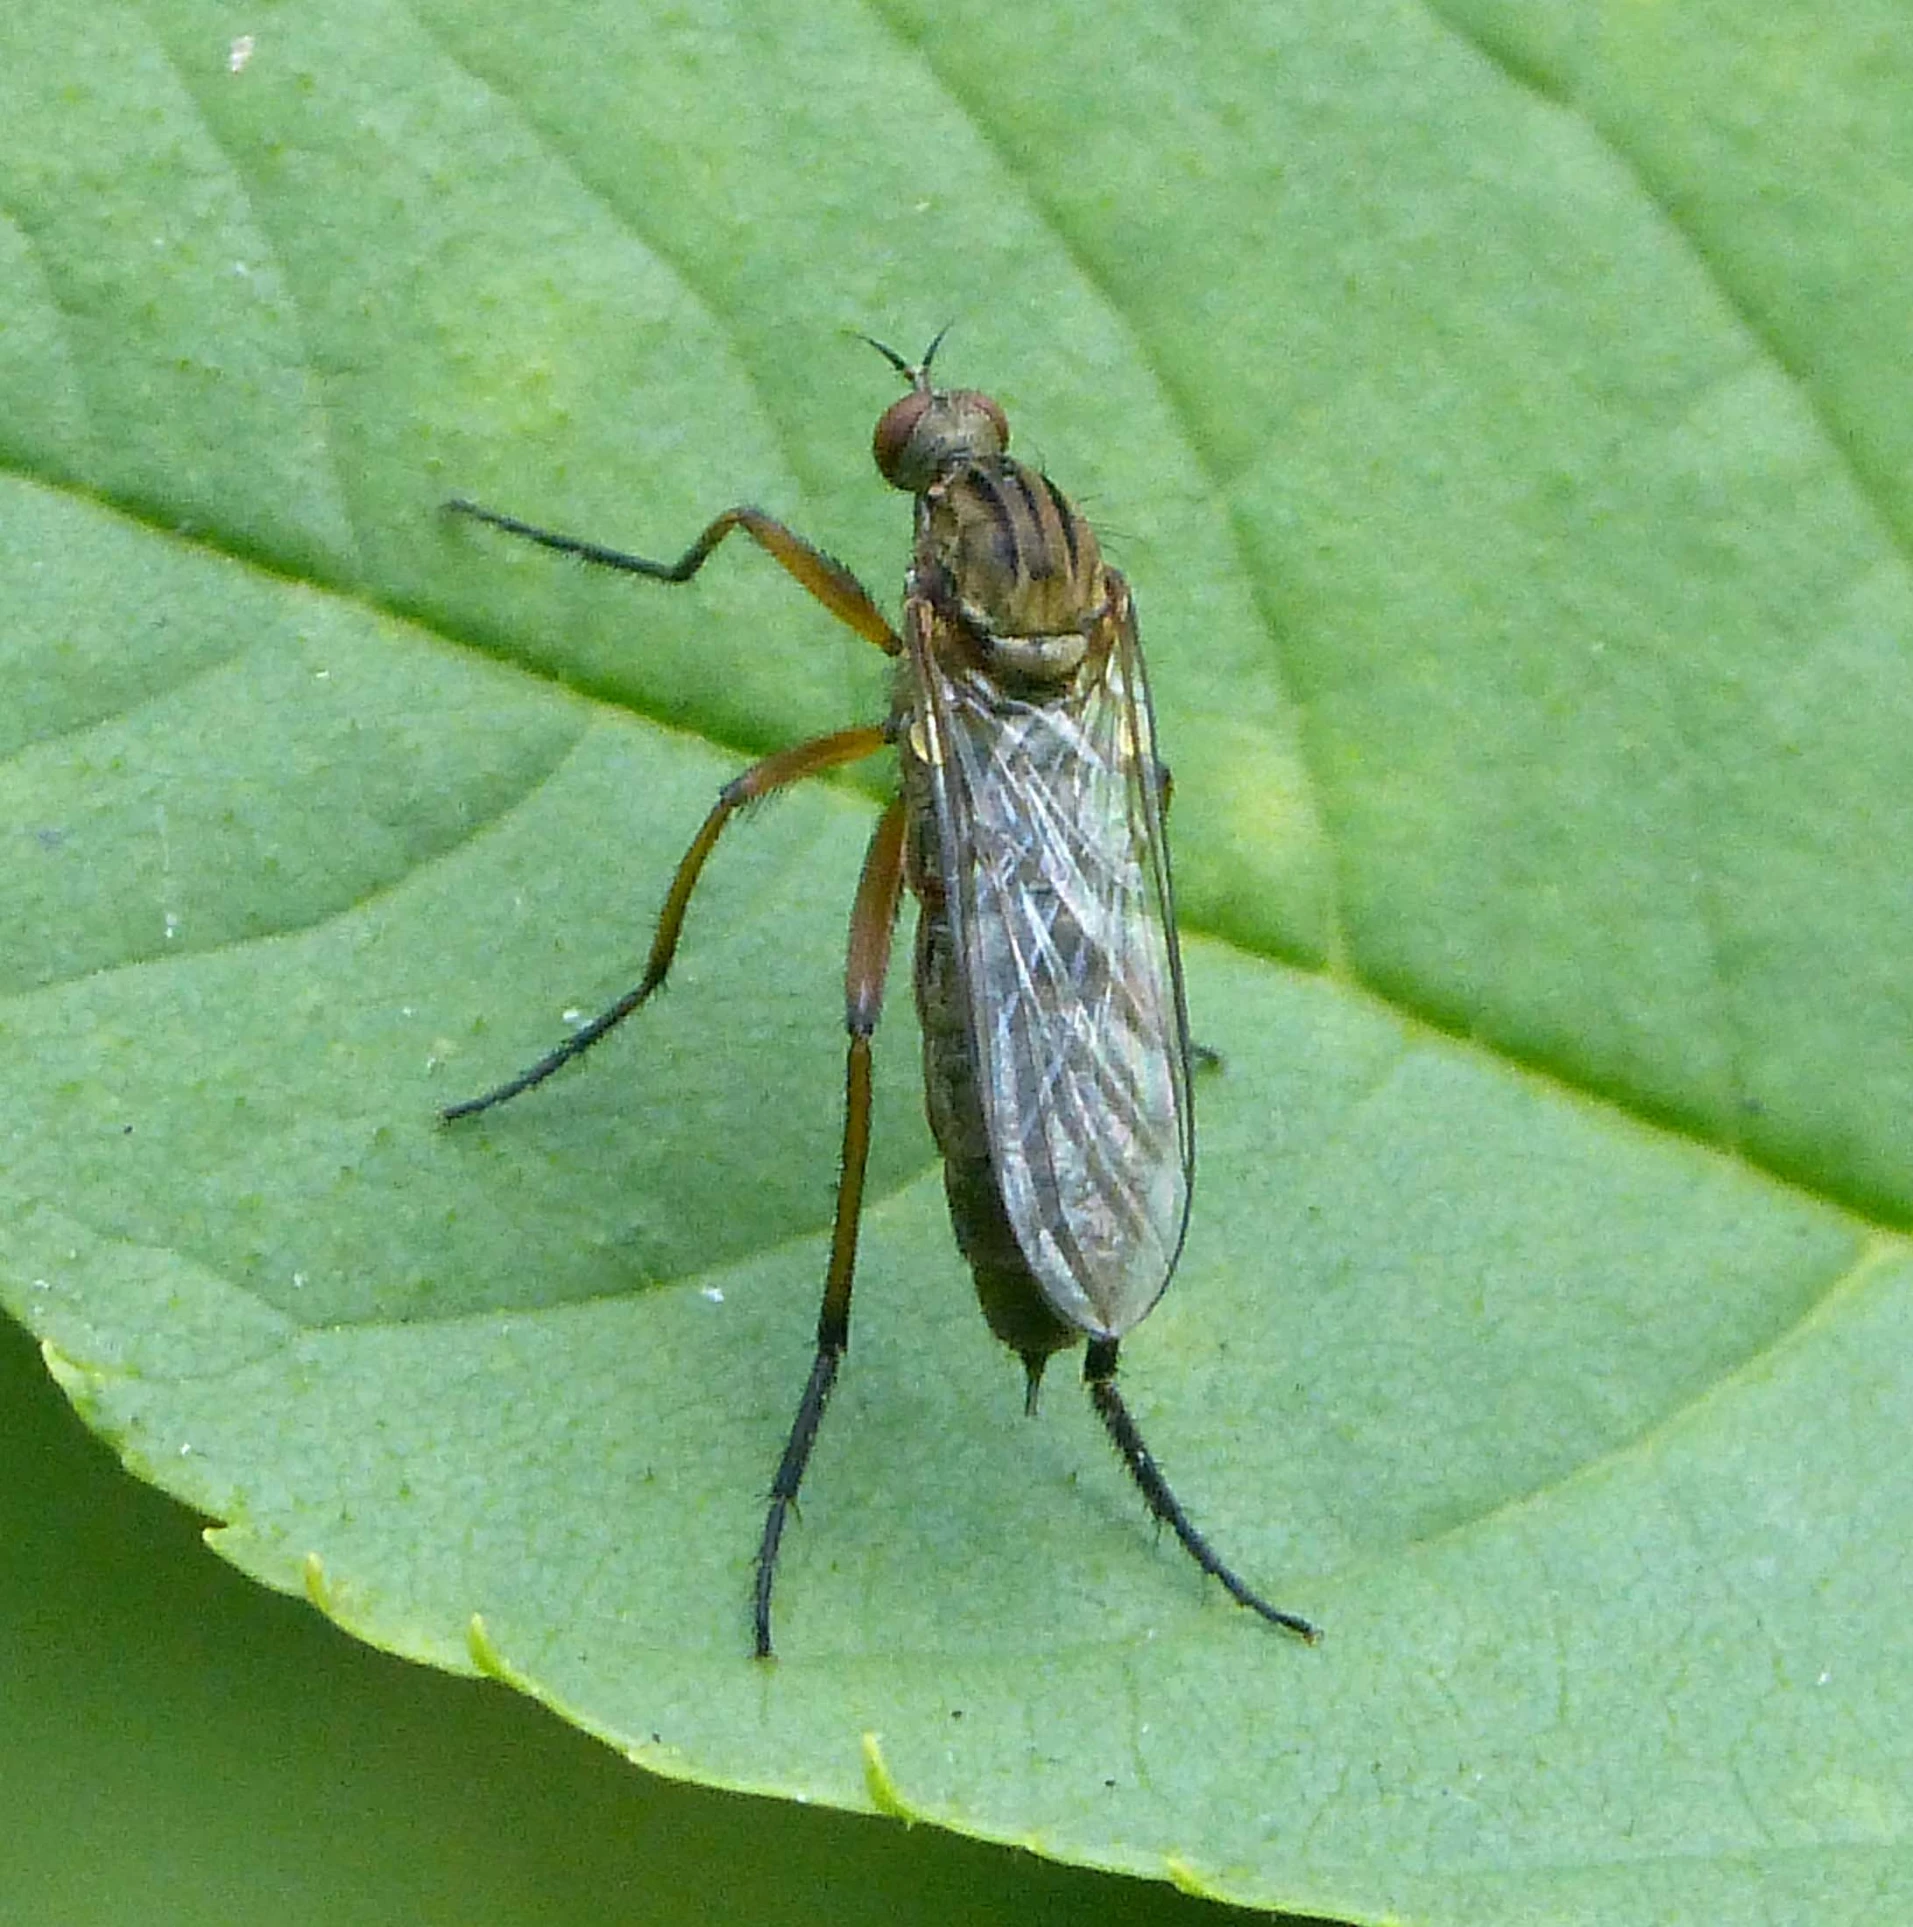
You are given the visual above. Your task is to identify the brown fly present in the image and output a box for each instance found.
[443,332,1320,1657]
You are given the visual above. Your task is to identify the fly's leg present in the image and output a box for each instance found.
[441,486,896,1114]
[446,498,904,655]
[1084,1338,1321,1643]
[754,796,907,1659]
[441,726,889,1120]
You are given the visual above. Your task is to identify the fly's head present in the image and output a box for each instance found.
[868,330,1009,495]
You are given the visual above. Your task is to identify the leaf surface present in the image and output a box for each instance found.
[3,3,1910,1921]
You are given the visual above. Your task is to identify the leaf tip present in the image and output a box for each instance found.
[467,1612,512,1681]
[860,1731,915,1823]
[1163,1856,1208,1898]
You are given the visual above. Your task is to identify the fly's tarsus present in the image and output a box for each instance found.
[444,496,697,578]
[1085,1339,1320,1642]
[438,980,656,1121]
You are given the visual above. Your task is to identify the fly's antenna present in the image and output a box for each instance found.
[855,323,954,391]
[915,322,953,379]
[857,332,914,379]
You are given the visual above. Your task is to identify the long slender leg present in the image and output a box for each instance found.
[442,725,889,1121]
[753,796,908,1659]
[446,498,903,655]
[1084,1338,1321,1642]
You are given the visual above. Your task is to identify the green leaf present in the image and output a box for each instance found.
[3,3,1910,1924]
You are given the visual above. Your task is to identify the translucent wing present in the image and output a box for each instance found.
[918,584,1194,1338]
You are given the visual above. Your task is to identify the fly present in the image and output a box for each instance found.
[443,332,1320,1657]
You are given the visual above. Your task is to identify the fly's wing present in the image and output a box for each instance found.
[920,586,1194,1339]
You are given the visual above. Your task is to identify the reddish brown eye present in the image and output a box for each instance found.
[873,391,933,487]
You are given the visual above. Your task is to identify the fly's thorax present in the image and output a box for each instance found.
[917,458,1107,679]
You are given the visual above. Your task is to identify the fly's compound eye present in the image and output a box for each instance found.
[873,389,1011,493]
[873,390,934,489]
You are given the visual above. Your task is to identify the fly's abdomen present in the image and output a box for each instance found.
[907,754,1079,1382]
